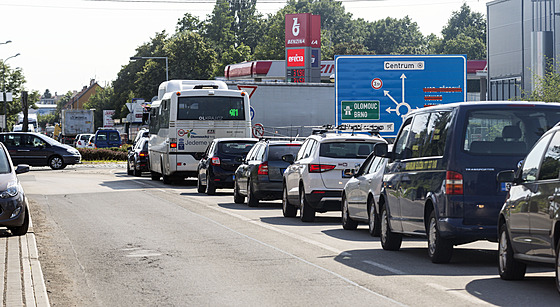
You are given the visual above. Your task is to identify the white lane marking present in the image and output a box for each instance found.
[426,283,492,305]
[363,260,406,275]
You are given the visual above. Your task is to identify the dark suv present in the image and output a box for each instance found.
[197,138,257,195]
[234,139,302,207]
[497,122,560,292]
[373,101,560,263]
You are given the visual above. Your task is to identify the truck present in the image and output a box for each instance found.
[59,110,95,145]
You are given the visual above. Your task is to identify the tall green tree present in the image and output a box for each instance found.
[439,3,486,59]
[365,16,428,55]
[1,61,26,129]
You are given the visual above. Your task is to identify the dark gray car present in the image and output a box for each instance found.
[0,132,82,169]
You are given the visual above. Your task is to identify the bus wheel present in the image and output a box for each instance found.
[150,171,160,181]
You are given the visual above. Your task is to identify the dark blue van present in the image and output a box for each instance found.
[93,129,122,149]
[373,101,560,263]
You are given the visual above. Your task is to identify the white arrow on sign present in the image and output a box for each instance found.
[400,74,406,103]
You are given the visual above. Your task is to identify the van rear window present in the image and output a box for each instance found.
[464,109,560,155]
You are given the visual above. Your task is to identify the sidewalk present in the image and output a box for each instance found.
[0,214,49,307]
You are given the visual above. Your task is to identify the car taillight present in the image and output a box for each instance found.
[445,171,463,195]
[139,151,148,157]
[309,164,336,173]
[211,157,220,166]
[258,161,269,175]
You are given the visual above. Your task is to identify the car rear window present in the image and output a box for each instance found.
[319,142,376,158]
[268,144,301,161]
[464,108,560,155]
[218,142,255,155]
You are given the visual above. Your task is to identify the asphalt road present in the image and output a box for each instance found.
[18,165,560,306]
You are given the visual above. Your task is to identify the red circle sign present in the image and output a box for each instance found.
[177,129,186,137]
[252,123,264,138]
[371,78,383,90]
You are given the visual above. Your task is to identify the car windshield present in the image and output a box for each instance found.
[218,142,255,155]
[320,142,376,158]
[268,144,301,161]
[464,108,560,155]
[0,148,10,174]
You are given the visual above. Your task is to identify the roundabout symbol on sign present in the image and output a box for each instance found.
[371,78,383,90]
[252,123,264,138]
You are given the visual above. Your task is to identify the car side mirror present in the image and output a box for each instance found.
[373,143,391,159]
[282,154,295,164]
[15,164,30,175]
[497,170,516,183]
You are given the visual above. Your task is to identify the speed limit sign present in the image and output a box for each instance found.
[252,123,264,138]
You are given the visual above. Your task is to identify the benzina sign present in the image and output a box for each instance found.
[285,13,321,48]
[287,49,305,67]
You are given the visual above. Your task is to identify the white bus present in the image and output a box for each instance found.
[148,80,252,183]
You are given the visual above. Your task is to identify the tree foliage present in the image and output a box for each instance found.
[523,59,560,102]
[439,3,486,59]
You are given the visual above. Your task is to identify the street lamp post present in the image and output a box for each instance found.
[0,40,12,46]
[130,56,169,81]
[1,53,20,131]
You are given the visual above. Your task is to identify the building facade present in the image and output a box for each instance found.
[487,0,559,100]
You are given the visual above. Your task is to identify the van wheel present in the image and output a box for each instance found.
[368,200,381,237]
[197,174,206,193]
[150,171,160,181]
[300,186,315,222]
[282,184,297,217]
[498,223,526,280]
[247,181,259,207]
[49,156,65,170]
[427,210,453,263]
[233,181,245,204]
[9,207,29,236]
[380,205,402,251]
[341,195,358,230]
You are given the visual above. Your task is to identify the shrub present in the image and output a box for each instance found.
[78,148,127,161]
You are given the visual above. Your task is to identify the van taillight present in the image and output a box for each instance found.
[211,157,220,166]
[445,171,463,195]
[309,164,336,173]
[258,161,269,175]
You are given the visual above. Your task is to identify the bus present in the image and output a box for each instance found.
[148,80,252,184]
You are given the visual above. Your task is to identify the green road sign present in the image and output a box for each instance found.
[341,100,380,120]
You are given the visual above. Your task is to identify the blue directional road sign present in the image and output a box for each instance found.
[335,55,466,137]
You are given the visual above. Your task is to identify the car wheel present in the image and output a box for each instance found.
[368,199,381,237]
[150,171,160,181]
[205,172,216,195]
[197,173,206,193]
[247,180,259,207]
[299,186,315,222]
[127,160,133,175]
[9,207,29,236]
[133,162,142,177]
[556,242,560,293]
[233,180,245,204]
[282,184,297,217]
[498,223,526,280]
[427,210,453,263]
[49,155,65,170]
[380,205,402,251]
[341,195,358,230]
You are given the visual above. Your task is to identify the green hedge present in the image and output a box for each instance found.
[78,146,129,161]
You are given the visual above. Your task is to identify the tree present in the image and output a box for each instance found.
[523,59,560,102]
[1,61,26,129]
[332,41,373,56]
[365,16,428,55]
[439,3,486,59]
[176,13,202,33]
[84,85,116,130]
[165,31,217,81]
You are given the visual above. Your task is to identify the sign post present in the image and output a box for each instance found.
[335,55,467,137]
[285,13,321,83]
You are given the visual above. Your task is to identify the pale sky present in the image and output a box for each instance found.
[0,0,491,96]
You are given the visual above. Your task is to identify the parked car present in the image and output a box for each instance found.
[372,101,560,263]
[0,132,82,170]
[234,139,302,207]
[74,133,94,148]
[127,138,149,176]
[197,138,257,195]
[93,129,122,149]
[282,130,386,222]
[85,134,95,148]
[341,149,389,236]
[0,142,30,235]
[497,122,560,291]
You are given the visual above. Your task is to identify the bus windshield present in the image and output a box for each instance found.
[177,96,245,121]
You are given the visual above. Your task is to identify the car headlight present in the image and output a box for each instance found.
[1,180,19,198]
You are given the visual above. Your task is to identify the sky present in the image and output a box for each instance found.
[0,0,491,96]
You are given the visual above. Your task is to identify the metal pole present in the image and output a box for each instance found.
[165,57,169,81]
[2,53,20,132]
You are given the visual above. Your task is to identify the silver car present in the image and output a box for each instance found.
[341,150,389,236]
